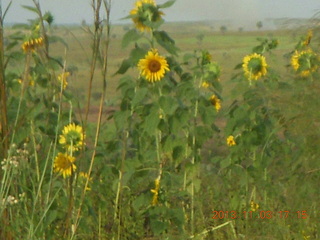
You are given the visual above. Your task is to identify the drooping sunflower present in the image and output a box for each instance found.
[226,135,236,146]
[58,72,70,90]
[130,0,163,32]
[54,153,76,178]
[291,49,319,77]
[59,123,85,152]
[22,37,44,53]
[201,50,212,66]
[242,53,267,81]
[209,95,221,112]
[138,49,170,82]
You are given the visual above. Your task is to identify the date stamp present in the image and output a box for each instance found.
[212,210,308,220]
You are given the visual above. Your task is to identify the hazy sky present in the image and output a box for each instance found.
[2,0,320,25]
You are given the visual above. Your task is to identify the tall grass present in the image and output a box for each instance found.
[1,0,320,239]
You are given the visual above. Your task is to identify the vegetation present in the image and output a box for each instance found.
[1,0,319,239]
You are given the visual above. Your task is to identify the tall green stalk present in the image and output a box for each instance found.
[72,1,112,238]
[84,0,103,124]
[0,1,8,161]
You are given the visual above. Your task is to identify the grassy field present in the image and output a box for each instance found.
[19,23,298,101]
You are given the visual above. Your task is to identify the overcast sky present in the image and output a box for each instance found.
[2,0,320,25]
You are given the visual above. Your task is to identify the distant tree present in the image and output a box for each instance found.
[196,33,205,45]
[220,25,227,34]
[81,19,87,27]
[238,27,244,32]
[256,21,263,30]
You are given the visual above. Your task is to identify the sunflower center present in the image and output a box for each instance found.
[60,157,72,169]
[148,60,161,72]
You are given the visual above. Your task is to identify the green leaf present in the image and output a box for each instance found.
[132,88,148,108]
[162,135,174,153]
[129,46,146,63]
[132,194,149,211]
[151,220,168,235]
[195,126,213,148]
[158,0,175,8]
[44,210,58,228]
[220,158,231,169]
[234,63,243,70]
[143,106,160,135]
[153,31,179,55]
[172,145,184,161]
[115,59,131,75]
[159,96,178,115]
[186,178,201,194]
[122,29,142,48]
[12,23,30,29]
[168,208,185,231]
[113,110,130,130]
[22,5,39,14]
[3,1,12,22]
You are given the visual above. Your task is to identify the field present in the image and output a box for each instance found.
[1,1,320,239]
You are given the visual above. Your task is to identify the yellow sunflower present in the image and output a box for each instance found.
[226,135,236,146]
[138,49,170,82]
[242,53,267,81]
[291,49,319,77]
[209,95,221,112]
[250,200,259,212]
[22,37,44,53]
[54,153,76,178]
[201,81,209,88]
[150,178,160,206]
[58,72,70,90]
[130,0,163,32]
[59,123,85,152]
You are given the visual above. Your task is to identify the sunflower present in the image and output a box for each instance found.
[201,81,209,88]
[150,178,160,206]
[201,50,212,66]
[291,49,319,77]
[138,49,170,82]
[226,135,236,146]
[54,153,76,178]
[250,200,259,212]
[209,95,221,112]
[130,0,163,32]
[58,72,70,90]
[22,37,44,53]
[242,53,267,81]
[59,123,85,152]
